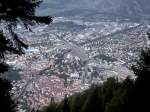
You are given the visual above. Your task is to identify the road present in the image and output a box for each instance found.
[55,34,89,61]
[79,24,142,46]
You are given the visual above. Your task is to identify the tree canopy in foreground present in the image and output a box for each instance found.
[0,0,52,111]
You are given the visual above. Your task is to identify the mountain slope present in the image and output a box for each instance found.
[37,0,150,19]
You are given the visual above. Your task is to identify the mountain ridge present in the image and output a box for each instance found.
[37,0,150,19]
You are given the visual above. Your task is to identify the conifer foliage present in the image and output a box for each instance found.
[0,0,52,111]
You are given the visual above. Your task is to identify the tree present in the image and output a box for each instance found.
[42,103,58,112]
[62,97,70,112]
[0,0,52,69]
[105,78,135,112]
[131,48,150,111]
[0,0,52,111]
[69,94,83,112]
[0,78,16,112]
[81,85,104,112]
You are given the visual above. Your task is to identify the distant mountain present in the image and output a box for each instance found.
[37,0,150,19]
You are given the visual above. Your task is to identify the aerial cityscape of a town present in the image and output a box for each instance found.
[1,15,149,110]
[1,0,150,112]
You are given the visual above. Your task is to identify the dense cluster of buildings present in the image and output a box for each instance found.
[5,17,150,110]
